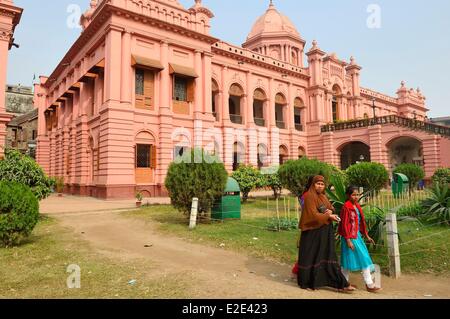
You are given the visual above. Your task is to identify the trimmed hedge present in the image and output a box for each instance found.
[165,148,228,216]
[278,157,332,197]
[346,162,389,192]
[0,181,39,247]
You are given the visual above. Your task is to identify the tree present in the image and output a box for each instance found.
[0,181,39,247]
[393,163,425,192]
[231,165,262,203]
[165,149,228,216]
[346,162,389,192]
[0,149,54,200]
[278,157,332,197]
[261,172,283,199]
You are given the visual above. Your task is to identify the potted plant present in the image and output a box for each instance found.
[55,176,64,197]
[135,191,143,207]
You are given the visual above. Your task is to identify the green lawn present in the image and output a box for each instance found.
[124,198,450,275]
[0,216,190,299]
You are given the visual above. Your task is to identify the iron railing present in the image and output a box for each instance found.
[230,114,243,124]
[321,115,450,138]
[276,121,286,129]
[295,124,304,131]
[254,117,265,127]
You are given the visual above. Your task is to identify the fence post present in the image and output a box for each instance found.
[386,213,401,278]
[189,198,199,230]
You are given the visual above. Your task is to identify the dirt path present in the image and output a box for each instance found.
[53,211,450,299]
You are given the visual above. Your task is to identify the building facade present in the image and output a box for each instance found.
[34,0,450,199]
[6,108,38,157]
[0,0,22,158]
[5,84,34,115]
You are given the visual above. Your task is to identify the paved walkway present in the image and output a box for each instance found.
[40,190,290,215]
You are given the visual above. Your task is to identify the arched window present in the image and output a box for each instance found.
[298,146,306,159]
[212,79,219,121]
[332,85,341,123]
[294,97,304,131]
[233,142,245,171]
[257,144,268,169]
[253,89,267,127]
[275,93,287,129]
[279,145,289,165]
[229,84,244,124]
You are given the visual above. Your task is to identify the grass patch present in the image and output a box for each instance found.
[124,198,450,275]
[0,216,191,299]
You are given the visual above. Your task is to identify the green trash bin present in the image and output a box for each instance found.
[211,177,241,220]
[392,173,409,198]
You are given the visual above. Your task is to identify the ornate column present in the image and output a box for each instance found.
[0,0,22,158]
[221,66,230,123]
[194,50,203,117]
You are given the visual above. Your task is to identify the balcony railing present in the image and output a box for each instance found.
[295,124,304,131]
[230,114,243,124]
[320,115,450,138]
[254,118,265,127]
[276,121,286,129]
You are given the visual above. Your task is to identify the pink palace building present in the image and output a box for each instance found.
[27,0,450,199]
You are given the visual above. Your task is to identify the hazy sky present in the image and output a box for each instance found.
[7,0,450,117]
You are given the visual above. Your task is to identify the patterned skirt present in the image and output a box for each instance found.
[297,224,349,290]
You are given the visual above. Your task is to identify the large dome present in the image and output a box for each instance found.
[246,2,301,41]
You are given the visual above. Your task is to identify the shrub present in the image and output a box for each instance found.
[393,163,425,191]
[0,181,40,247]
[278,157,331,197]
[0,149,54,200]
[346,162,389,192]
[420,183,450,225]
[231,165,262,203]
[397,202,424,218]
[327,164,349,187]
[164,149,228,216]
[432,168,450,186]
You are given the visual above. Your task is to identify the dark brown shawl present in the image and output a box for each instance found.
[299,175,334,231]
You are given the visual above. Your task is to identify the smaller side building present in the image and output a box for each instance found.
[6,108,38,158]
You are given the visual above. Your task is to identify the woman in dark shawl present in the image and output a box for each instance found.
[297,175,355,292]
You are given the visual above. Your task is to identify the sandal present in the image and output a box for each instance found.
[366,285,382,293]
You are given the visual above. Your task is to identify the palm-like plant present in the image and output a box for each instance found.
[421,183,450,225]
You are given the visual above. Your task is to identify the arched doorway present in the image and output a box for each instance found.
[233,142,245,171]
[279,145,289,165]
[387,137,423,171]
[340,142,371,170]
